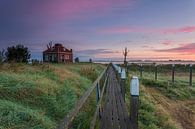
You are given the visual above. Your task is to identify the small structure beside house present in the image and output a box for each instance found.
[43,43,73,63]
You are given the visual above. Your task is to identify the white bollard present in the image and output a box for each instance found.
[130,76,139,96]
[121,68,126,101]
[130,76,139,129]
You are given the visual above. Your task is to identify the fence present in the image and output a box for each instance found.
[57,63,141,129]
[128,63,195,86]
[57,65,109,129]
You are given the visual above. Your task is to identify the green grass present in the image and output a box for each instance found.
[127,64,195,100]
[0,63,105,129]
[138,86,177,129]
[125,64,195,129]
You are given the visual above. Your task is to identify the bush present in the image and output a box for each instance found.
[79,67,98,82]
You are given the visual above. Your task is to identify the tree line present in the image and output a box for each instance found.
[0,44,30,63]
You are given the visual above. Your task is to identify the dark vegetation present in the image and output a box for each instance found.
[74,57,79,63]
[0,44,31,63]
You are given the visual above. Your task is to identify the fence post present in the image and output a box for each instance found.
[155,65,158,81]
[140,64,143,78]
[189,64,193,86]
[96,82,101,118]
[172,64,175,84]
[121,68,126,101]
[130,76,139,129]
[96,82,100,102]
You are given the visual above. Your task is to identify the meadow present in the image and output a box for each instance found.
[0,63,105,129]
[0,62,195,129]
[126,64,195,129]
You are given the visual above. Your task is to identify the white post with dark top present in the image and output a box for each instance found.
[121,68,126,101]
[130,76,139,129]
[118,66,122,82]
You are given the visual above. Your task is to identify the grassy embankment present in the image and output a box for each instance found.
[125,64,195,129]
[0,63,105,129]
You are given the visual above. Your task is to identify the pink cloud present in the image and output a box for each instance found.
[98,26,195,34]
[160,26,195,34]
[98,27,151,34]
[161,41,174,46]
[154,43,195,54]
[32,0,137,21]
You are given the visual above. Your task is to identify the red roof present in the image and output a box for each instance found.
[43,43,72,53]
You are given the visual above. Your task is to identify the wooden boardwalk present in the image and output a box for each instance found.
[100,66,131,129]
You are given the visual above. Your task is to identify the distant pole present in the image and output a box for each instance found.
[121,68,126,101]
[155,65,158,81]
[172,64,175,84]
[130,76,139,129]
[189,64,193,86]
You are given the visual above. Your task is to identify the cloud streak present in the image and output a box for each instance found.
[0,0,137,40]
[154,43,195,54]
[76,49,120,55]
[98,26,195,34]
[161,41,174,46]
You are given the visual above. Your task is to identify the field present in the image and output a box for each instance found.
[126,64,195,129]
[0,63,195,129]
[0,63,105,129]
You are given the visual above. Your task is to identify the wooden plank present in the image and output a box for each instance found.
[111,76,119,129]
[99,66,131,129]
[100,68,112,129]
[114,78,127,129]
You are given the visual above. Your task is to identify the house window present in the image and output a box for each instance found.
[65,55,69,59]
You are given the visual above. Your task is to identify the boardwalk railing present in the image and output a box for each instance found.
[57,65,109,129]
[112,63,140,129]
[57,63,140,129]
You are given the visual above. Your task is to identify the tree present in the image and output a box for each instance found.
[89,58,92,63]
[74,57,79,63]
[123,47,129,68]
[6,44,31,63]
[0,49,5,63]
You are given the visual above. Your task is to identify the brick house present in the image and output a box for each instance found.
[43,43,73,63]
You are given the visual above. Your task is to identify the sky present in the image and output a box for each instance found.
[0,0,195,61]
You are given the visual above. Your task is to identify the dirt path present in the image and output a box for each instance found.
[145,87,195,129]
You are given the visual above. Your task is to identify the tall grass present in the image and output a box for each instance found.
[0,63,104,129]
[127,64,195,100]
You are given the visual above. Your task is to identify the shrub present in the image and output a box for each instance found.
[79,67,98,82]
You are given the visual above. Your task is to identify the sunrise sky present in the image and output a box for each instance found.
[0,0,195,61]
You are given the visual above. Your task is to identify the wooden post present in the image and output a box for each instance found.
[140,64,143,78]
[121,68,126,101]
[172,64,175,84]
[130,76,139,129]
[155,65,157,81]
[96,82,100,102]
[189,64,193,86]
[96,82,101,118]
